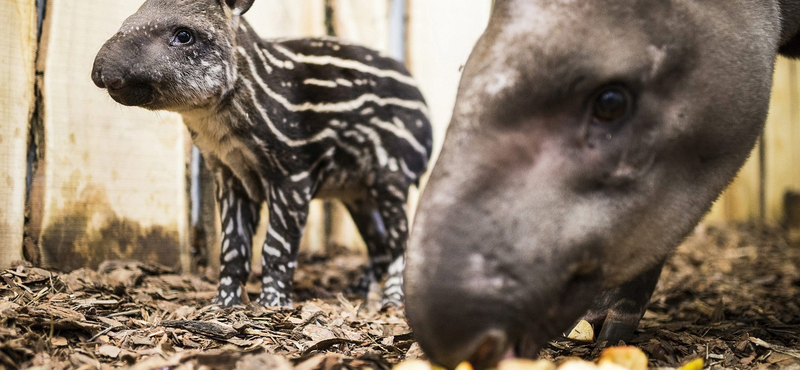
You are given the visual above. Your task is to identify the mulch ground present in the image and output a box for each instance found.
[2,223,800,370]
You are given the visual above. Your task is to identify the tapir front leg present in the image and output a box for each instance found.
[257,184,311,307]
[211,164,260,307]
[576,261,665,343]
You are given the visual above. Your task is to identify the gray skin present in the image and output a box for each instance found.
[404,0,800,368]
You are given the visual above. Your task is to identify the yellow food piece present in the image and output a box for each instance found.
[558,359,599,370]
[393,345,658,370]
[566,320,595,343]
[676,358,703,370]
[498,358,557,370]
[597,347,648,370]
[393,359,433,370]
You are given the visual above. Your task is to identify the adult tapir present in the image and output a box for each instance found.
[404,0,800,368]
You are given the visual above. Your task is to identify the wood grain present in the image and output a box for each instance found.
[407,0,491,182]
[0,0,37,268]
[37,0,187,271]
[764,57,800,224]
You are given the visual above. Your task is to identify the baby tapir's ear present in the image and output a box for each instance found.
[223,0,255,15]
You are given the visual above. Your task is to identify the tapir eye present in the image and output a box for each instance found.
[171,29,194,45]
[592,87,632,123]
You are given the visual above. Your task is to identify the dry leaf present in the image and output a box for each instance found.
[98,345,122,358]
[303,324,336,342]
[50,336,68,347]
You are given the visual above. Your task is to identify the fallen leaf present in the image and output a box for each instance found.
[51,336,68,347]
[98,345,122,358]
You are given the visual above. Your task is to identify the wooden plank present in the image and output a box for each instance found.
[707,57,800,225]
[407,0,492,177]
[37,0,187,271]
[333,0,391,53]
[0,0,37,268]
[764,57,800,224]
[245,0,326,40]
[406,0,491,227]
[704,144,762,223]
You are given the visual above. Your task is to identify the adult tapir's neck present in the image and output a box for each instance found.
[778,0,800,55]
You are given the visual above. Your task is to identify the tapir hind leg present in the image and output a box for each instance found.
[344,199,391,296]
[575,261,665,343]
[346,177,410,308]
[371,179,411,308]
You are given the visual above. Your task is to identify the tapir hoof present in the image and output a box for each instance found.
[570,262,665,344]
[596,320,639,344]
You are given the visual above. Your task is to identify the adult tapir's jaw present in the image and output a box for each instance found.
[405,0,781,367]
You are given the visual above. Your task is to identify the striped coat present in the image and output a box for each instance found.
[91,0,432,307]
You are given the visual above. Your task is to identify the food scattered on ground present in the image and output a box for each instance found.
[0,223,798,369]
[392,347,695,370]
[567,321,594,344]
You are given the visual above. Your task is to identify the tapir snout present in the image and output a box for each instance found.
[405,0,800,367]
[91,0,239,112]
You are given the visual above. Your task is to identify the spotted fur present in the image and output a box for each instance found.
[92,0,432,307]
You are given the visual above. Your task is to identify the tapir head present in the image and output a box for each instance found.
[91,0,254,112]
[405,0,798,368]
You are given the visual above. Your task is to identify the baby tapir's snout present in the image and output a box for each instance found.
[92,38,156,107]
[92,0,240,112]
[405,0,799,367]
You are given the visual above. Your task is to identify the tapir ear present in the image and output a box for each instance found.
[223,0,254,16]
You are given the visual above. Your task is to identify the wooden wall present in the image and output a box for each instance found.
[33,0,188,271]
[2,0,799,273]
[0,0,37,267]
[706,58,800,224]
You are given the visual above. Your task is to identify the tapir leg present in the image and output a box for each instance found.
[257,184,311,307]
[346,177,410,307]
[577,261,665,343]
[211,164,260,307]
[344,199,391,295]
[373,179,411,307]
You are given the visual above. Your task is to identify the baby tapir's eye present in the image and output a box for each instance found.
[171,28,194,45]
[592,87,632,123]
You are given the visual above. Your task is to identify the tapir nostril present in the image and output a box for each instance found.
[106,77,124,90]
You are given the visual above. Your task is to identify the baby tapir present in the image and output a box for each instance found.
[91,0,432,308]
[404,0,800,368]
